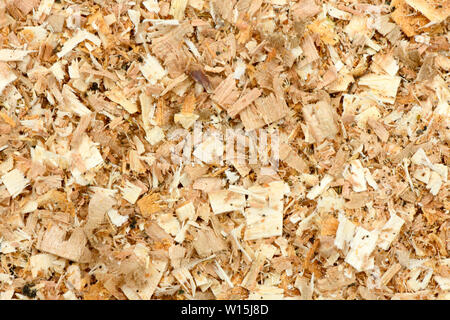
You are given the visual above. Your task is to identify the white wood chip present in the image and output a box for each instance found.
[1,169,29,198]
[345,227,379,272]
[176,201,196,222]
[378,213,405,250]
[307,174,333,199]
[244,207,283,241]
[0,49,30,61]
[121,181,142,204]
[140,55,167,85]
[335,212,356,253]
[57,30,101,58]
[343,160,367,193]
[208,190,245,214]
[359,74,401,104]
[0,62,17,94]
[107,209,128,227]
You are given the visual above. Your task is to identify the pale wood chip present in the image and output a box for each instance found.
[192,227,227,257]
[279,143,308,173]
[212,74,240,108]
[85,189,116,235]
[106,88,138,114]
[0,62,16,94]
[208,190,246,214]
[57,29,101,58]
[228,88,261,118]
[345,227,379,272]
[244,207,283,240]
[37,226,91,263]
[335,212,356,253]
[359,74,401,104]
[254,94,289,125]
[175,201,196,222]
[240,105,266,131]
[368,118,390,142]
[1,169,29,198]
[291,0,321,20]
[381,263,402,286]
[405,0,450,23]
[378,213,405,250]
[0,49,30,61]
[302,101,339,143]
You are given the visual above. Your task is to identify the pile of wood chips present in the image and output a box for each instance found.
[0,0,449,300]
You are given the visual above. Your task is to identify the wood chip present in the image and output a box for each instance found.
[1,169,29,198]
[208,190,245,214]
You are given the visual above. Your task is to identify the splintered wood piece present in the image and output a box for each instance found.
[174,112,199,129]
[368,119,390,142]
[279,143,308,173]
[208,190,246,214]
[211,74,239,108]
[380,263,402,286]
[298,34,320,68]
[0,49,30,61]
[378,213,405,250]
[434,275,450,291]
[241,252,265,290]
[193,136,224,164]
[121,181,143,204]
[136,259,168,299]
[291,0,321,21]
[307,174,333,200]
[36,190,75,214]
[244,207,283,240]
[405,0,450,23]
[137,193,161,216]
[62,85,92,116]
[335,212,356,253]
[358,74,401,104]
[170,0,188,21]
[14,0,40,15]
[156,213,180,236]
[390,0,439,37]
[243,182,289,240]
[30,253,62,278]
[37,225,91,263]
[107,209,128,227]
[302,101,338,143]
[173,267,196,296]
[241,244,276,289]
[254,94,289,125]
[228,89,261,118]
[0,62,17,94]
[343,160,368,193]
[140,55,168,85]
[192,227,227,257]
[57,29,101,58]
[175,201,196,222]
[105,89,138,114]
[345,227,379,272]
[1,169,29,198]
[189,69,211,92]
[240,105,266,131]
[84,189,116,236]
